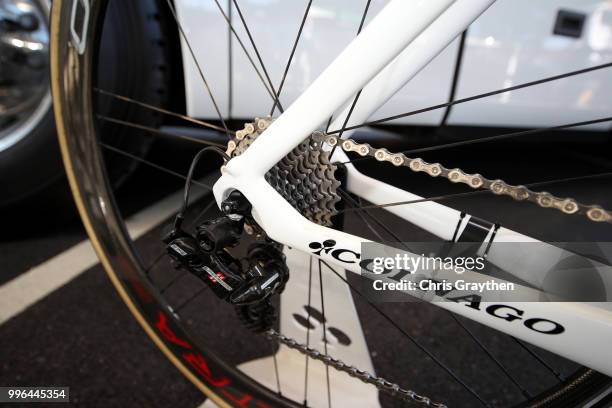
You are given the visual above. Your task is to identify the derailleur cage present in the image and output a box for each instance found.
[163,191,288,331]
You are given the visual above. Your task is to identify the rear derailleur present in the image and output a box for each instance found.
[163,191,288,332]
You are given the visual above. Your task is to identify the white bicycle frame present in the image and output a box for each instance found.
[213,0,612,377]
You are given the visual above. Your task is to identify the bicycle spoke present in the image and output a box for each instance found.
[333,0,371,137]
[175,286,207,312]
[329,90,362,159]
[190,199,220,228]
[342,189,492,213]
[340,115,612,166]
[349,201,386,243]
[338,189,401,244]
[328,61,612,134]
[511,337,564,382]
[163,0,230,137]
[320,260,488,407]
[100,142,214,190]
[327,0,372,151]
[449,314,532,398]
[272,262,283,396]
[95,88,232,134]
[325,116,333,134]
[96,115,227,148]
[210,0,277,103]
[145,252,168,277]
[231,0,282,112]
[303,256,314,406]
[439,30,467,127]
[356,1,372,35]
[160,271,188,294]
[337,172,612,213]
[273,343,282,395]
[336,91,362,141]
[269,0,313,116]
[227,0,234,117]
[318,259,332,408]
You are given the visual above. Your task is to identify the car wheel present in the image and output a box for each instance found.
[0,0,171,207]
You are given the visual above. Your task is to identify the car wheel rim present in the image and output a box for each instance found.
[0,0,51,152]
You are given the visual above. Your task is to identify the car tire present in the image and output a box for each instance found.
[0,105,63,207]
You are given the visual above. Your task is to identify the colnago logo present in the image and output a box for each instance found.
[309,240,361,264]
[434,290,565,335]
[310,240,566,336]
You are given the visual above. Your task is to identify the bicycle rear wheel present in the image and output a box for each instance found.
[51,0,611,406]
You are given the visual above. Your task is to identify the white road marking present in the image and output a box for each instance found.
[0,185,211,325]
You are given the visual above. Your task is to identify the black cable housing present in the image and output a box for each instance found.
[173,146,230,231]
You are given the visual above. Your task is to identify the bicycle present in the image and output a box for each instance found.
[50,0,612,406]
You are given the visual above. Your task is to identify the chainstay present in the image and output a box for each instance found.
[325,135,612,224]
[266,329,448,407]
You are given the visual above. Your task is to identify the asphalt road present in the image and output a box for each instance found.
[1,130,611,407]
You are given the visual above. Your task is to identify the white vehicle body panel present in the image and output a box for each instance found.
[174,1,231,118]
[448,0,612,130]
[174,0,612,130]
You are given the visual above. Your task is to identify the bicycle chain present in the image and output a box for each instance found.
[266,329,447,407]
[228,119,611,224]
[325,136,612,224]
